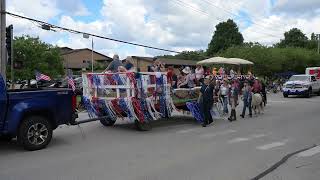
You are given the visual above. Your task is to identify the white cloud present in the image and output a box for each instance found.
[7,0,60,21]
[242,14,320,45]
[5,0,320,58]
[56,0,90,16]
[272,0,320,16]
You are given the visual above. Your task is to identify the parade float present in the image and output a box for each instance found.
[79,57,255,130]
[80,71,196,130]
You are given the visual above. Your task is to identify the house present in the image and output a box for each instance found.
[60,47,112,71]
[126,56,198,72]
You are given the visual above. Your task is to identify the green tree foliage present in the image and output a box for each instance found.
[12,36,64,80]
[306,32,319,51]
[276,28,308,48]
[207,19,244,56]
[159,50,207,61]
[219,45,320,77]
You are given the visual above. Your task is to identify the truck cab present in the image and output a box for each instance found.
[0,75,77,150]
[306,67,320,79]
[283,74,320,98]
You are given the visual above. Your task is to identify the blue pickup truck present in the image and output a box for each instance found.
[0,75,77,150]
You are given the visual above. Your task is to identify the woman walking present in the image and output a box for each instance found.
[228,80,239,121]
[240,81,253,118]
[198,76,215,127]
[220,79,230,116]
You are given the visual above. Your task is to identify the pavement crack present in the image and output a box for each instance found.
[250,144,317,180]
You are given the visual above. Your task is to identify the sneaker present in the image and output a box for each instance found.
[240,114,244,118]
[202,123,207,127]
[249,114,252,118]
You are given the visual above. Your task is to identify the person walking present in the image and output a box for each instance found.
[228,80,239,121]
[252,79,262,94]
[198,76,215,127]
[220,79,229,115]
[240,81,252,118]
[261,80,267,106]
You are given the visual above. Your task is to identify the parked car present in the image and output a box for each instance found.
[282,74,320,98]
[0,74,77,150]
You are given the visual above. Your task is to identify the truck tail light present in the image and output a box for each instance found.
[72,95,77,111]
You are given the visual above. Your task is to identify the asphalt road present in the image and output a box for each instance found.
[1,93,320,180]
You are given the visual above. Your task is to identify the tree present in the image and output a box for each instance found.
[311,33,317,41]
[159,50,207,61]
[277,28,308,48]
[207,19,243,56]
[219,45,320,77]
[11,36,64,80]
[306,32,318,51]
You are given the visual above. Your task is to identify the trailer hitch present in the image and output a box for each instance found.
[70,116,109,125]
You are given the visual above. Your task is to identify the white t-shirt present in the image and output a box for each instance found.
[195,67,204,80]
[220,85,229,96]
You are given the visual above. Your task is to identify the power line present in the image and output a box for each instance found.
[176,0,281,38]
[217,0,291,28]
[171,0,282,39]
[5,11,181,54]
[200,0,286,33]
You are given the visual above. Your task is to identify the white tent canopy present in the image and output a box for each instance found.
[197,57,254,65]
[228,58,254,65]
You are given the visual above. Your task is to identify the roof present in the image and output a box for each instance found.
[60,47,73,54]
[130,56,153,62]
[293,74,312,76]
[130,56,197,66]
[61,48,112,61]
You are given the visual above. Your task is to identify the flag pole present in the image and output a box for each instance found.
[91,38,94,72]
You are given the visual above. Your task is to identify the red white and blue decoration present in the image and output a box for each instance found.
[35,71,51,81]
[82,72,177,123]
[67,74,76,92]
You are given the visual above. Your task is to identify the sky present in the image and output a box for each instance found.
[6,0,320,59]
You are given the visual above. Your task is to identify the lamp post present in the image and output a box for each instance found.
[83,34,94,72]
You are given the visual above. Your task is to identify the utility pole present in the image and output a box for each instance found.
[317,34,320,54]
[91,38,94,72]
[0,0,6,81]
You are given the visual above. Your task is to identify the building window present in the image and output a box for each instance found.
[83,60,86,63]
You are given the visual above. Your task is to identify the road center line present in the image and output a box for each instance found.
[228,137,250,143]
[297,146,320,157]
[176,128,199,134]
[250,134,268,138]
[227,133,268,144]
[256,140,288,150]
[268,100,287,103]
[200,129,237,138]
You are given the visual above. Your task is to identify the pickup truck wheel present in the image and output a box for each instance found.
[18,116,53,151]
[100,117,116,127]
[135,120,152,131]
[283,93,288,98]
